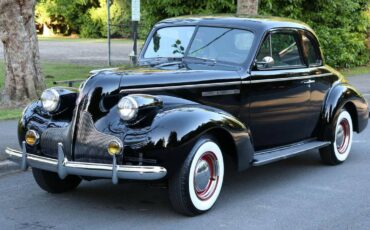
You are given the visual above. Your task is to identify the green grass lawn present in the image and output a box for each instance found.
[0,108,23,120]
[0,61,107,120]
[0,61,104,89]
[340,64,370,77]
[42,62,103,88]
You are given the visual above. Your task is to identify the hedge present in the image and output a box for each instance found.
[36,0,369,68]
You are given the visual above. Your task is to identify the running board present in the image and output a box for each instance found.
[253,141,330,166]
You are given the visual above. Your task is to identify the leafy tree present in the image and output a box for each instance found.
[139,0,236,37]
[81,0,130,38]
[259,0,369,67]
[36,0,100,35]
[34,0,369,67]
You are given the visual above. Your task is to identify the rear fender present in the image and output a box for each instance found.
[322,83,368,133]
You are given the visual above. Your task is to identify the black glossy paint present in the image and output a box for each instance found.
[18,16,368,178]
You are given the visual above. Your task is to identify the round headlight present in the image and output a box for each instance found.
[118,96,138,121]
[41,88,60,112]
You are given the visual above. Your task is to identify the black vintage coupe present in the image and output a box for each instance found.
[6,16,369,216]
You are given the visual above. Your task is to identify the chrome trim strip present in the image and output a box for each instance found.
[243,73,333,84]
[120,73,333,92]
[5,144,167,183]
[120,81,240,93]
[202,89,240,97]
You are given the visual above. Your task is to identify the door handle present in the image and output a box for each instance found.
[302,79,315,84]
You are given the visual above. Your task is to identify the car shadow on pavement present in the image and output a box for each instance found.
[41,150,325,218]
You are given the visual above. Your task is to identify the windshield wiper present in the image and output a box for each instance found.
[143,57,184,66]
[183,56,217,65]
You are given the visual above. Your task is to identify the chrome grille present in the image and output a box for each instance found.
[41,126,70,159]
[73,111,122,163]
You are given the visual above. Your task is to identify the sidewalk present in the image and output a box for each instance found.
[0,119,20,173]
[0,119,19,161]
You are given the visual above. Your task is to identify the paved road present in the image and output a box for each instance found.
[0,40,133,65]
[0,75,369,229]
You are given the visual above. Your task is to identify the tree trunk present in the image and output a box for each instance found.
[237,0,259,15]
[0,0,44,104]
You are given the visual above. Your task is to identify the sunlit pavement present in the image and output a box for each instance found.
[0,40,133,65]
[0,75,369,229]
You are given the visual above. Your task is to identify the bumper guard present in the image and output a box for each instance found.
[5,142,167,184]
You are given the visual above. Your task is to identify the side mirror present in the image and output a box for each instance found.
[255,56,275,69]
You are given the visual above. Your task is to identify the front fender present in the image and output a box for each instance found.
[323,83,368,132]
[124,104,254,175]
[17,100,71,155]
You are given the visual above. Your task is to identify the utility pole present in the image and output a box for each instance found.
[131,0,140,65]
[107,0,111,66]
[132,21,138,64]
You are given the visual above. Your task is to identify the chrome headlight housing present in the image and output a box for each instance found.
[118,96,139,121]
[41,88,60,112]
[117,94,163,122]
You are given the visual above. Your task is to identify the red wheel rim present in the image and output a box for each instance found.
[193,151,219,201]
[336,118,350,154]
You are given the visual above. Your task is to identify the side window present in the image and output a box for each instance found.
[256,32,304,69]
[302,34,322,66]
[256,36,271,61]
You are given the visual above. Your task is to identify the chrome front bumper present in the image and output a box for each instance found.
[5,142,167,184]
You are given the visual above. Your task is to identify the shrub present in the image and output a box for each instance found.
[259,0,369,67]
[36,0,369,67]
[138,0,236,38]
[86,0,130,38]
[79,14,102,38]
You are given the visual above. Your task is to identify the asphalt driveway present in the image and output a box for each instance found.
[0,40,133,65]
[0,115,369,229]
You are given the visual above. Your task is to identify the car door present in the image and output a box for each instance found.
[243,29,312,150]
[300,31,333,136]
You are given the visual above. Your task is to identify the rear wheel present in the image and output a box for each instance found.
[169,137,224,216]
[32,168,81,193]
[320,109,353,165]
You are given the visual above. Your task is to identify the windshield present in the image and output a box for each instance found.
[188,27,254,64]
[144,26,195,59]
[143,26,254,65]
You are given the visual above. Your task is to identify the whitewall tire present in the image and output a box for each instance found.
[169,137,224,216]
[320,109,353,165]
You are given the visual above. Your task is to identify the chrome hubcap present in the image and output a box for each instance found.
[336,118,350,154]
[194,151,219,200]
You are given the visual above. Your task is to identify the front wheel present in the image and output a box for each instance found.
[32,168,82,194]
[169,137,224,216]
[320,109,353,165]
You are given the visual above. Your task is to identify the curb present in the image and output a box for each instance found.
[0,159,20,174]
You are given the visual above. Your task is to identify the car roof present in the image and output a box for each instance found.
[157,15,314,33]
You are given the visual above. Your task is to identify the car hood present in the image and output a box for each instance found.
[78,63,241,123]
[87,63,241,92]
[120,64,240,90]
